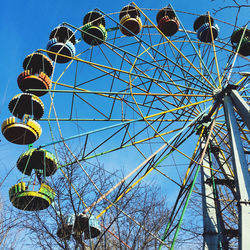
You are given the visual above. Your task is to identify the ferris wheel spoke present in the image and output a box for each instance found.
[207,12,222,86]
[159,124,207,245]
[48,77,208,122]
[83,12,215,93]
[213,125,232,152]
[172,5,221,89]
[212,137,234,175]
[133,3,217,92]
[61,102,206,173]
[130,41,203,116]
[50,81,172,117]
[94,122,201,222]
[215,122,248,144]
[60,126,183,168]
[129,66,203,118]
[69,61,79,120]
[105,40,212,97]
[104,12,213,91]
[166,39,205,114]
[46,51,211,95]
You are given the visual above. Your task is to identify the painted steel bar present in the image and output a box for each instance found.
[62,20,213,92]
[159,125,206,250]
[28,88,212,97]
[69,61,79,120]
[102,42,200,118]
[166,37,203,114]
[40,118,193,122]
[208,147,226,249]
[46,87,96,214]
[89,143,169,214]
[211,143,236,195]
[240,85,250,92]
[207,12,221,86]
[97,145,175,219]
[46,43,90,125]
[46,51,73,119]
[60,127,183,169]
[212,137,234,177]
[219,55,234,89]
[237,76,248,88]
[170,5,217,88]
[61,140,163,249]
[51,81,172,114]
[169,111,217,249]
[215,123,249,144]
[40,118,139,148]
[145,98,213,119]
[129,41,201,117]
[96,107,209,218]
[97,138,181,220]
[40,97,212,148]
[39,49,211,95]
[222,26,248,88]
[132,2,216,90]
[201,142,220,249]
[53,63,199,118]
[212,126,232,153]
[223,95,250,250]
[96,13,213,92]
[238,125,250,147]
[107,25,194,34]
[84,41,202,119]
[230,90,250,131]
[49,104,169,247]
[128,54,189,145]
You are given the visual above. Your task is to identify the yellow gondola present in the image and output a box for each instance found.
[1,117,42,145]
[9,182,55,211]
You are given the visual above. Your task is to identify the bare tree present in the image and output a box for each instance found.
[3,145,170,250]
[211,0,250,26]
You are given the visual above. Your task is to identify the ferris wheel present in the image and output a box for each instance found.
[1,3,250,249]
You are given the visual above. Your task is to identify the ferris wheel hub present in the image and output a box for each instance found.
[212,88,222,99]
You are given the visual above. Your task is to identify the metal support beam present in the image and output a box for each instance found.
[211,144,236,196]
[223,95,250,250]
[230,90,250,131]
[211,145,236,248]
[201,142,220,249]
